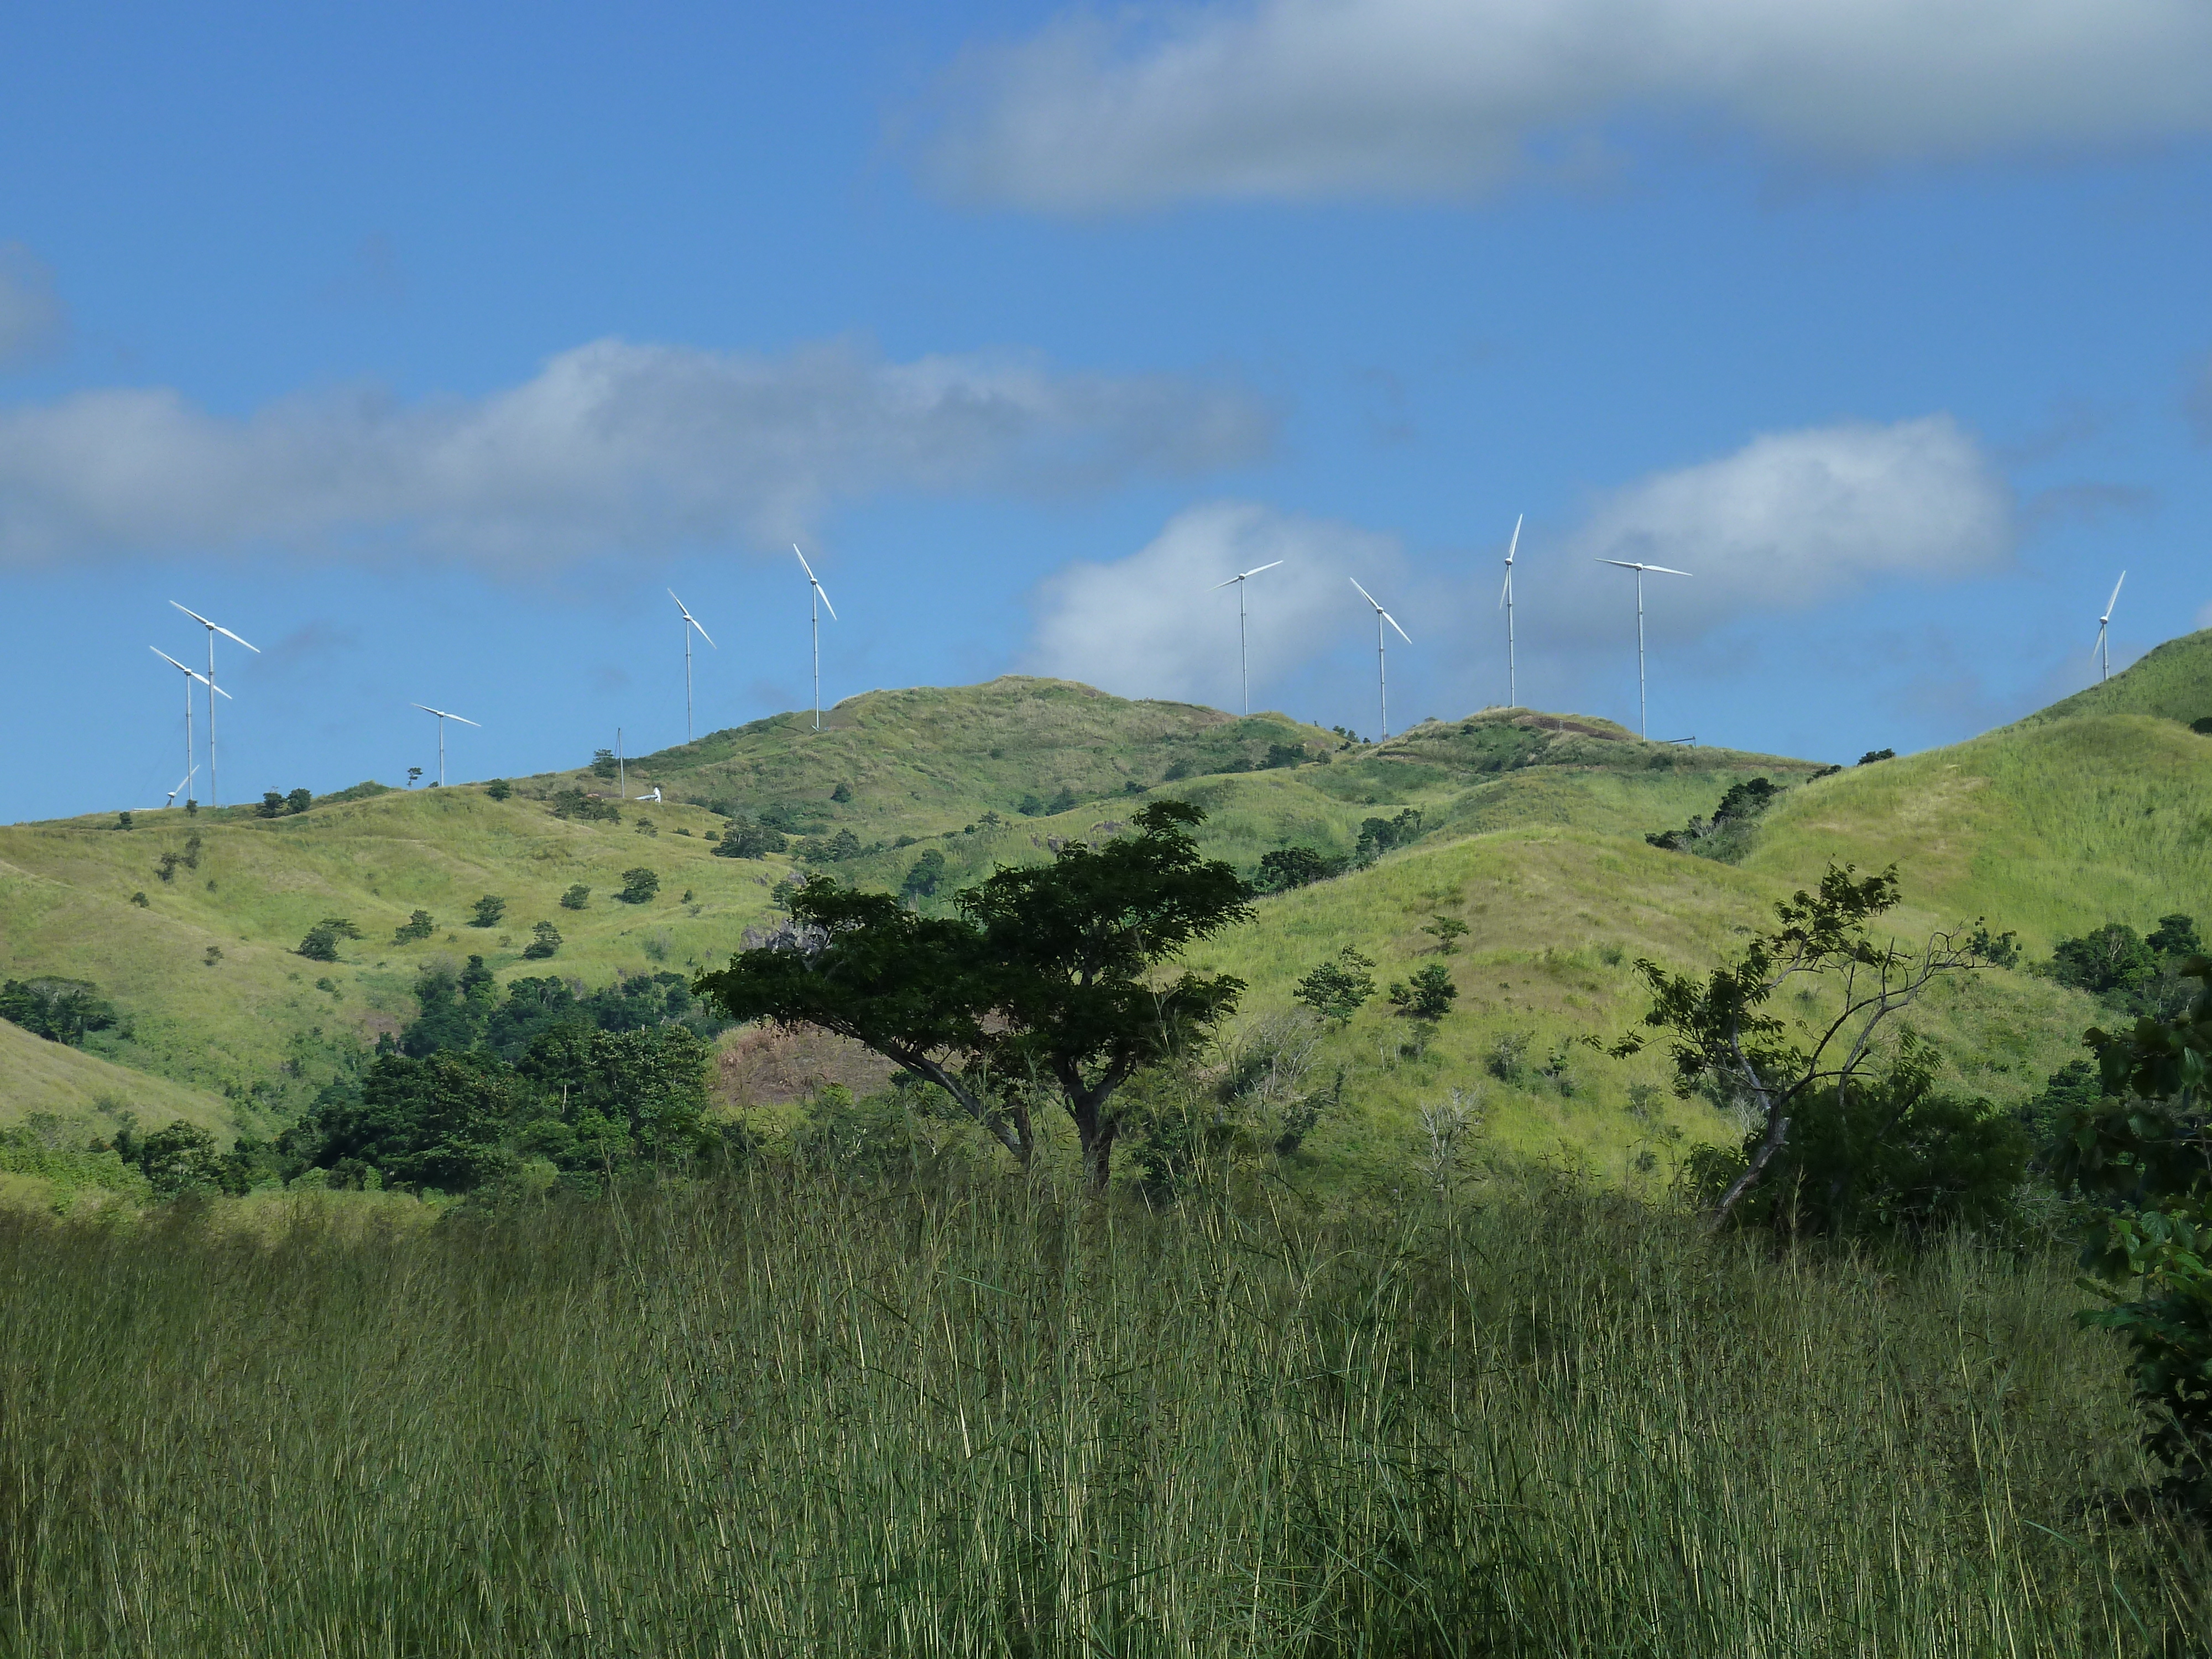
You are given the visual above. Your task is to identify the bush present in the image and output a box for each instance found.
[298,926,341,962]
[901,848,947,901]
[116,811,132,831]
[1355,808,1423,862]
[485,779,512,801]
[1256,847,1344,893]
[257,791,286,818]
[469,895,507,928]
[590,749,618,781]
[1647,777,1782,859]
[1858,748,1896,765]
[1293,947,1375,1024]
[549,788,620,824]
[1389,963,1457,1020]
[522,921,562,961]
[560,885,591,911]
[618,868,660,905]
[0,979,119,1046]
[830,782,853,804]
[712,824,788,859]
[287,788,311,815]
[393,910,435,943]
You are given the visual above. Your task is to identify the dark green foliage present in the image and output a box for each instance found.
[485,778,512,800]
[634,816,656,837]
[1616,865,1995,1225]
[1859,749,1896,765]
[1018,793,1045,816]
[697,800,1253,1186]
[299,916,367,963]
[2194,717,2212,735]
[119,1120,231,1198]
[1048,786,1078,814]
[1354,807,1422,862]
[182,832,201,869]
[1263,742,1307,769]
[407,768,422,787]
[830,781,852,804]
[1256,846,1345,893]
[549,787,621,823]
[1647,776,1781,859]
[1293,947,1376,1024]
[115,811,132,831]
[399,956,499,1058]
[257,791,286,818]
[472,971,726,1061]
[901,848,946,901]
[154,851,179,883]
[2048,956,2212,1511]
[469,894,507,928]
[523,920,562,960]
[130,891,148,907]
[1422,915,1468,954]
[712,823,789,858]
[2046,915,2200,1017]
[799,828,864,865]
[0,978,119,1046]
[617,868,660,904]
[1969,922,2021,968]
[1686,1039,2030,1240]
[393,910,435,943]
[591,749,618,780]
[1389,962,1458,1019]
[560,884,590,910]
[286,788,311,815]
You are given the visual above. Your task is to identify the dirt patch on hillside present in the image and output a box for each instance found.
[714,1024,897,1108]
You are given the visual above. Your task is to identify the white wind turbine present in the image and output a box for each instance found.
[2092,571,2127,682]
[150,647,226,808]
[165,765,197,810]
[668,589,717,742]
[1348,577,1412,740]
[792,545,837,731]
[1498,514,1523,708]
[1210,559,1284,717]
[1597,558,1692,740]
[410,703,480,787]
[170,602,258,808]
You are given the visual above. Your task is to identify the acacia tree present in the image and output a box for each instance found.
[1614,864,1996,1227]
[696,800,1253,1187]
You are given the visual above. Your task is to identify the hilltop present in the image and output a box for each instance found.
[2,650,2205,1188]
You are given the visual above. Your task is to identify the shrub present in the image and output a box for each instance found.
[522,921,561,961]
[130,891,148,907]
[204,946,222,968]
[1263,742,1307,769]
[549,788,620,824]
[0,979,120,1045]
[1486,1031,1530,1083]
[1355,808,1422,862]
[469,895,507,928]
[115,812,132,831]
[1256,847,1344,893]
[830,782,852,804]
[1647,778,1782,859]
[257,791,286,818]
[901,848,947,901]
[560,885,591,911]
[1858,748,1896,765]
[635,817,657,837]
[590,749,618,780]
[1018,793,1046,817]
[286,788,311,815]
[298,926,341,962]
[1293,947,1376,1025]
[485,779,512,801]
[712,824,788,859]
[618,868,660,905]
[393,910,435,943]
[1389,963,1457,1020]
[1422,915,1469,954]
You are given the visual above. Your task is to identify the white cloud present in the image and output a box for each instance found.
[1544,415,2012,639]
[1025,500,1403,706]
[0,244,67,368]
[0,337,1272,567]
[926,0,2212,210]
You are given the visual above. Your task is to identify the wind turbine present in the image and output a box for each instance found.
[1348,578,1412,740]
[150,648,225,808]
[170,602,258,808]
[2092,571,2127,682]
[165,765,197,810]
[1597,559,1692,740]
[792,545,837,731]
[668,589,717,742]
[1210,559,1284,717]
[1498,514,1523,708]
[410,703,479,787]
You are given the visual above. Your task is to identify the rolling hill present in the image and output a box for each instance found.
[3,645,2206,1185]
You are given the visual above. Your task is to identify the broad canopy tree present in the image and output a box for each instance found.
[696,800,1253,1186]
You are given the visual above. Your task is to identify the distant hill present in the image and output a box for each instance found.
[2017,627,2212,730]
[3,655,2200,1191]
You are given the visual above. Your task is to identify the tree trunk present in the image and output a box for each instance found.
[1707,1107,1790,1229]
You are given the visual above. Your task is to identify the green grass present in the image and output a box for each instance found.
[0,1173,2196,1655]
[2022,627,2212,729]
[0,1020,230,1138]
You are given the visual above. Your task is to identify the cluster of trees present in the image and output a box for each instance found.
[549,787,621,824]
[255,789,313,817]
[2042,914,2200,1018]
[0,978,119,1046]
[713,823,788,858]
[153,833,204,883]
[1017,787,1079,817]
[1646,777,1782,858]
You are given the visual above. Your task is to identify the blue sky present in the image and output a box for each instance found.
[4,1,2209,821]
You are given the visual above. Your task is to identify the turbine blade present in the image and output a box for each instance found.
[212,623,259,652]
[1347,576,1381,609]
[1382,611,1412,645]
[2090,622,2107,658]
[816,582,837,622]
[1505,513,1521,563]
[792,544,818,583]
[1598,559,1640,570]
[1644,565,1693,578]
[150,646,192,673]
[2105,570,2126,618]
[209,680,232,701]
[1498,570,1511,609]
[1241,560,1285,579]
[169,600,214,629]
[448,713,481,728]
[411,702,444,718]
[693,619,718,649]
[1210,573,1242,590]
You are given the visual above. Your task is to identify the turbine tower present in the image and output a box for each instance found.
[150,647,225,809]
[1210,559,1284,717]
[792,545,837,731]
[170,602,258,808]
[1597,559,1692,741]
[1498,514,1522,708]
[668,589,717,742]
[2092,571,2127,682]
[410,703,479,787]
[1348,577,1412,740]
[165,766,196,810]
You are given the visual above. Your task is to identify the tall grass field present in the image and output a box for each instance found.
[0,1173,2201,1656]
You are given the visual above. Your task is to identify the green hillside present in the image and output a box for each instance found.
[2,653,2202,1190]
[2019,626,2212,729]
[0,1019,231,1135]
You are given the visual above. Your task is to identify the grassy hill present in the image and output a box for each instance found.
[3,651,2204,1188]
[0,1019,231,1135]
[2018,626,2212,729]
